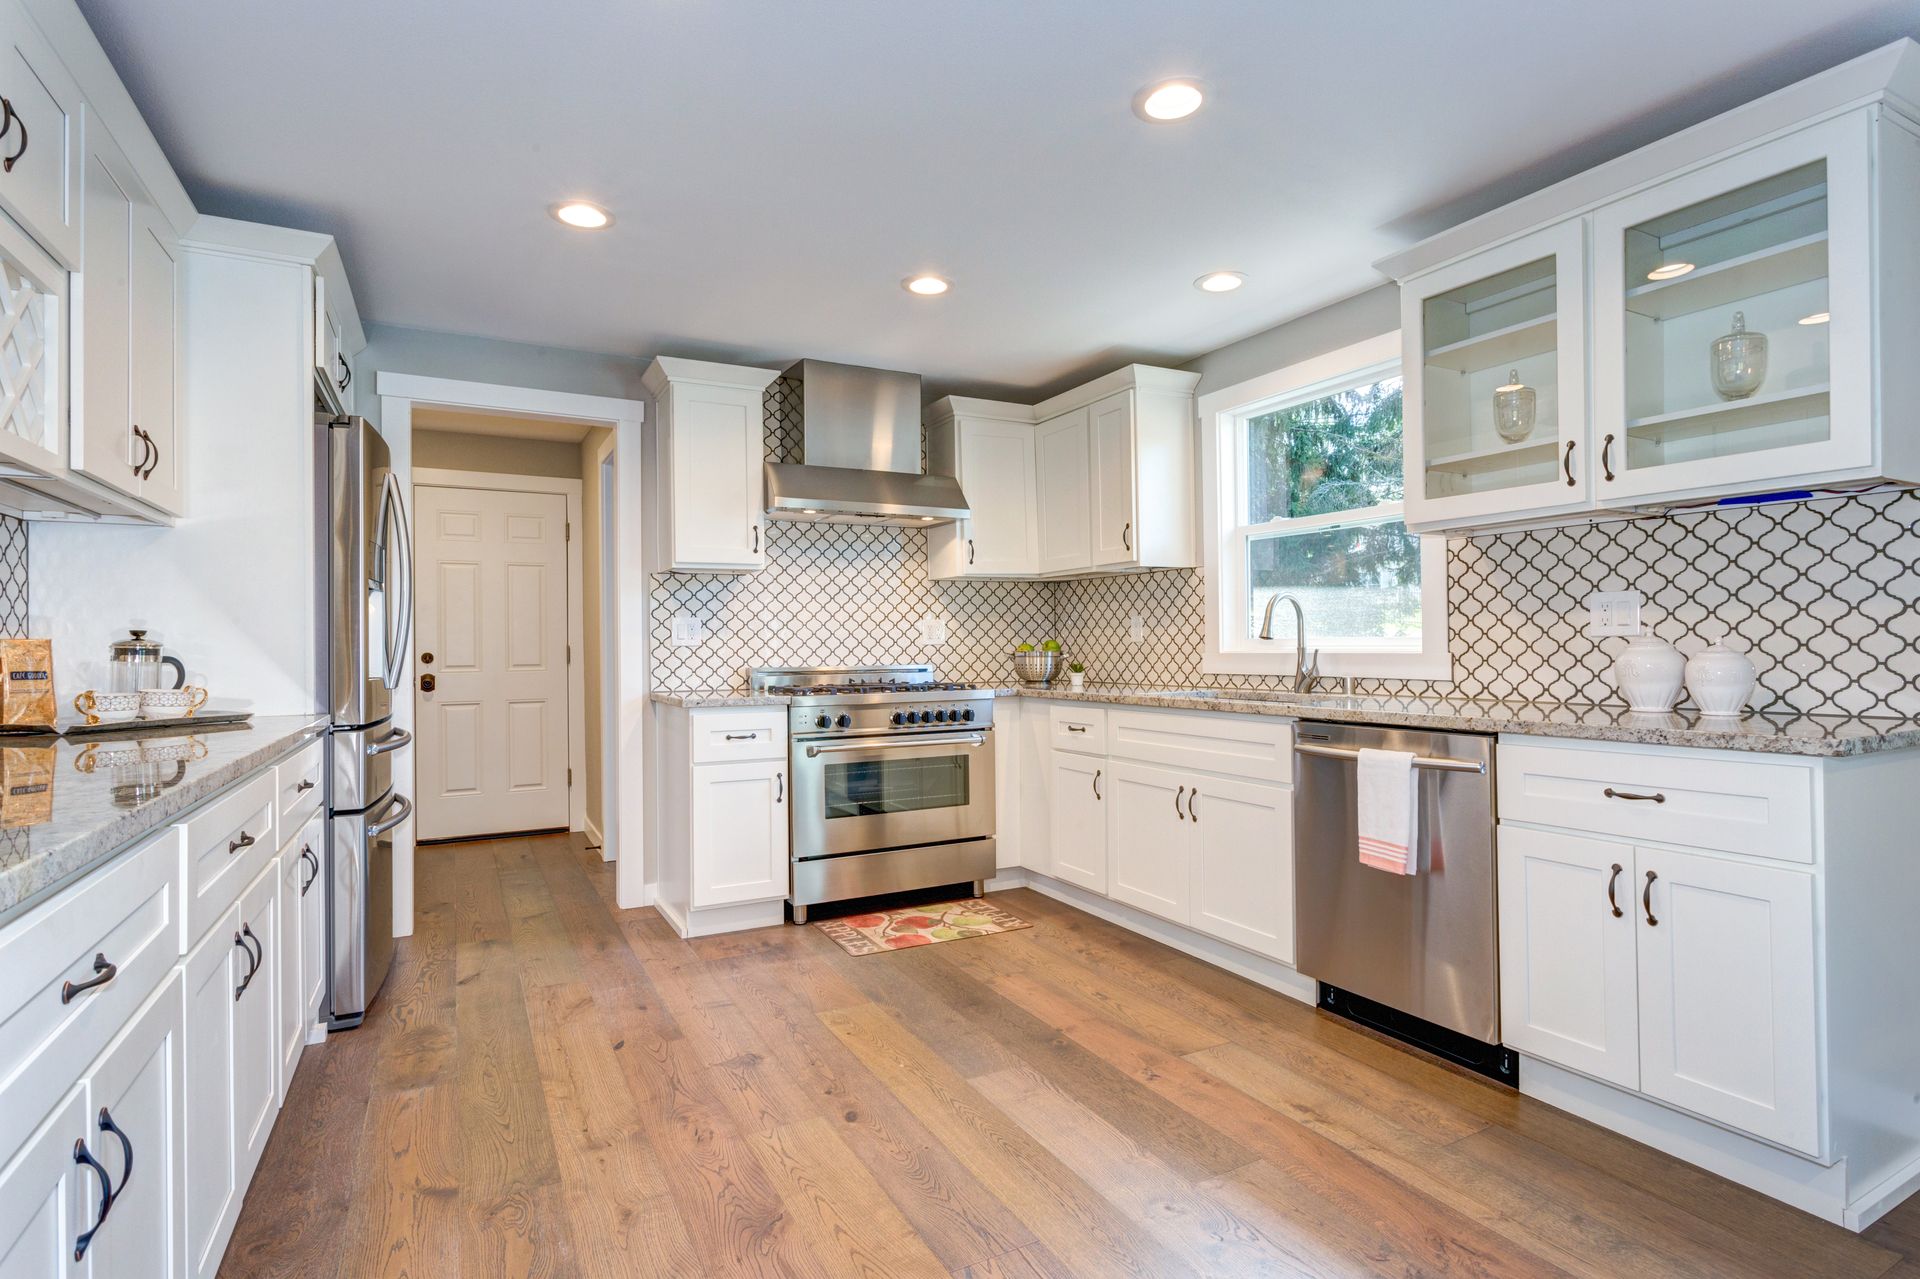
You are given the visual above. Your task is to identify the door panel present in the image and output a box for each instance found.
[181,910,237,1279]
[1496,826,1640,1087]
[1105,761,1190,923]
[1635,845,1819,1153]
[232,865,278,1188]
[959,419,1038,574]
[130,205,181,515]
[1047,752,1106,893]
[76,131,135,498]
[414,485,570,839]
[1090,390,1136,566]
[670,384,763,569]
[1188,776,1294,962]
[1035,409,1091,574]
[87,974,186,1279]
[0,1087,86,1279]
[691,761,787,907]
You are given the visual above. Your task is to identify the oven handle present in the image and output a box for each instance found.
[803,733,985,758]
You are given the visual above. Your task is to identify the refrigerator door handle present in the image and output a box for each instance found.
[377,472,414,692]
[365,726,412,758]
[367,791,413,839]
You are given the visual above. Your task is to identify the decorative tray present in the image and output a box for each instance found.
[60,711,254,737]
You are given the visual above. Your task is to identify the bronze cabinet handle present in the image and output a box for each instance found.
[774,770,783,803]
[228,830,255,854]
[1601,433,1616,482]
[3,98,27,174]
[1604,787,1665,804]
[751,524,760,553]
[1092,768,1101,800]
[1563,440,1576,486]
[1121,522,1132,552]
[967,538,975,565]
[72,1137,112,1261]
[336,353,351,391]
[1174,784,1186,819]
[141,429,158,480]
[295,778,315,793]
[1188,789,1199,823]
[1607,863,1624,917]
[61,952,118,1004]
[1643,870,1659,926]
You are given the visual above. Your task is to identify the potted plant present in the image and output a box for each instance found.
[1067,661,1086,692]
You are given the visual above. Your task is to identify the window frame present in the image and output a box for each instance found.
[1198,332,1451,681]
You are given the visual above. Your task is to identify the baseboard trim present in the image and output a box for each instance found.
[583,816,604,852]
[999,868,1318,1007]
[1847,1146,1920,1231]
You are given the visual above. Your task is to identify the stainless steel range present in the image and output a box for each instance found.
[750,665,996,922]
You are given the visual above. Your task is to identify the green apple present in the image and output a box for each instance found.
[1015,642,1035,652]
[1040,639,1061,652]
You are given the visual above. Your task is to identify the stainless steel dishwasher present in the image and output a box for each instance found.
[1293,721,1511,1080]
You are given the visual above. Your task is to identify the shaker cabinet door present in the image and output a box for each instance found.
[1047,751,1107,894]
[85,975,187,1279]
[75,124,136,499]
[0,1087,89,1279]
[690,760,787,907]
[1105,761,1191,924]
[1034,408,1091,575]
[1089,390,1137,567]
[1187,776,1294,963]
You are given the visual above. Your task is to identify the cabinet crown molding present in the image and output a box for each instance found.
[642,355,782,396]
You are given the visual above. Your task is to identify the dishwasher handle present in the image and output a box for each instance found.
[1294,741,1487,774]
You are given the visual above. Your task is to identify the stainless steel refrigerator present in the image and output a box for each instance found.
[318,413,414,1029]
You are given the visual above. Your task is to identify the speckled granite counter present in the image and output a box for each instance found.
[1014,685,1920,757]
[0,715,327,928]
[651,686,1023,709]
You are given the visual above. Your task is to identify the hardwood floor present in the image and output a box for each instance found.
[223,833,1920,1277]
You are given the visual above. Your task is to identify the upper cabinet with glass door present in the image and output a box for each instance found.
[1590,112,1903,503]
[1402,219,1588,532]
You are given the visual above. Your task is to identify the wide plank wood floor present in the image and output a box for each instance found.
[223,833,1920,1277]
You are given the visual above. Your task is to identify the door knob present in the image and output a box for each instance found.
[420,652,434,665]
[419,673,437,692]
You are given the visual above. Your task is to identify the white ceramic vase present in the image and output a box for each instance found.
[1067,671,1086,692]
[1685,642,1757,717]
[1613,630,1686,712]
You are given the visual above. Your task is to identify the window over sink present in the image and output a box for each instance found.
[1200,332,1450,681]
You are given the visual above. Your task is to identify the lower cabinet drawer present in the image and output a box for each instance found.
[1047,703,1108,754]
[1498,741,1814,863]
[688,709,786,764]
[274,737,325,838]
[181,771,277,949]
[0,828,178,1162]
[1107,708,1294,783]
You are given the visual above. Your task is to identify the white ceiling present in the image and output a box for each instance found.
[78,0,1920,399]
[410,405,601,444]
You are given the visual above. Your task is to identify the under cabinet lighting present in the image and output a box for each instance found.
[1194,270,1245,293]
[1134,79,1204,122]
[1646,262,1695,281]
[551,201,612,229]
[903,274,951,296]
[1798,311,1831,325]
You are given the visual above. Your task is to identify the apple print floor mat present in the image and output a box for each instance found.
[813,898,1032,955]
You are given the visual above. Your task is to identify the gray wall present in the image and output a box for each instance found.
[355,322,650,428]
[1180,284,1400,396]
[412,429,584,479]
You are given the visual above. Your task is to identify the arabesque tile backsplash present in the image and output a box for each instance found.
[650,388,1920,719]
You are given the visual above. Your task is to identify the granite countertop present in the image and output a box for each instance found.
[651,686,1024,709]
[1015,685,1920,758]
[0,715,327,928]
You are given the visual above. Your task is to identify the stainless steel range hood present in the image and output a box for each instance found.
[764,359,970,526]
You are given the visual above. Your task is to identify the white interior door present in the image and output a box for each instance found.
[415,484,571,840]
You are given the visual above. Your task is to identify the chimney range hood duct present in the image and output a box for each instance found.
[764,359,970,526]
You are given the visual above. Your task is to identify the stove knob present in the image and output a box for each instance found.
[836,713,853,729]
[960,708,975,722]
[814,713,831,730]
[933,709,948,722]
[912,710,929,724]
[891,711,906,726]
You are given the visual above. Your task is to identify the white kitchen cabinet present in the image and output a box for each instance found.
[689,759,788,908]
[1635,844,1819,1154]
[1106,761,1192,922]
[180,910,239,1279]
[1064,369,1199,573]
[0,196,64,479]
[1496,825,1641,1089]
[925,403,1038,578]
[1034,407,1091,574]
[230,865,276,1191]
[1187,774,1294,964]
[1047,751,1106,893]
[0,2,83,268]
[296,819,326,1040]
[0,1086,89,1279]
[85,973,187,1279]
[643,357,780,573]
[276,848,304,1103]
[128,203,180,514]
[1401,219,1591,532]
[1089,389,1137,566]
[312,272,348,414]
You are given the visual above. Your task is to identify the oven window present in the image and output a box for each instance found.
[824,754,970,818]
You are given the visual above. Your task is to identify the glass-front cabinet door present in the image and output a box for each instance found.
[1591,113,1869,501]
[1402,218,1588,531]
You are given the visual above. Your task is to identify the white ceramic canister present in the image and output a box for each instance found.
[1612,630,1687,712]
[1685,641,1757,716]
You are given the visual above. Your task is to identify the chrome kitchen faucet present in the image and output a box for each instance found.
[1258,593,1322,693]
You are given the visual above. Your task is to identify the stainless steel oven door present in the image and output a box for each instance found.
[790,730,994,860]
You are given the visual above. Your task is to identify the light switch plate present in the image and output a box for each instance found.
[917,615,948,645]
[670,611,703,647]
[1587,591,1643,637]
[1129,614,1145,643]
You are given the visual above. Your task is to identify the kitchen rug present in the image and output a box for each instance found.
[814,899,1031,955]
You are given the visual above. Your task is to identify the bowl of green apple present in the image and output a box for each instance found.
[1012,640,1063,686]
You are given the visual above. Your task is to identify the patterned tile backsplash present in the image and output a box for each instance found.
[650,386,1920,718]
[0,516,24,637]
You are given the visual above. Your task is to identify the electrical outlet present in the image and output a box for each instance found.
[917,615,948,645]
[1586,591,1643,637]
[1129,614,1145,643]
[670,611,703,647]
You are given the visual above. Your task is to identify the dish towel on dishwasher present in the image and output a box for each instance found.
[1356,748,1418,875]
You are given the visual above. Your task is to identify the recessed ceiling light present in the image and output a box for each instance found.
[903,274,950,296]
[551,201,612,229]
[1134,79,1204,122]
[1798,311,1831,326]
[1194,270,1245,293]
[1646,261,1694,280]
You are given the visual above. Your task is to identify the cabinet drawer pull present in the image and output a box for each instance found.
[1601,433,1616,482]
[775,770,784,803]
[295,778,316,793]
[1065,724,1087,733]
[1643,870,1659,927]
[1562,440,1576,486]
[98,1108,133,1215]
[142,430,158,481]
[72,1137,112,1261]
[1603,787,1665,804]
[967,538,975,565]
[752,524,760,554]
[300,845,319,895]
[1092,768,1101,800]
[229,830,256,854]
[337,352,352,391]
[1606,863,1624,917]
[1188,788,1199,822]
[1174,784,1186,819]
[1121,521,1132,552]
[723,733,758,741]
[61,952,118,1003]
[234,928,262,1000]
[2,98,27,174]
